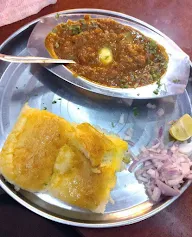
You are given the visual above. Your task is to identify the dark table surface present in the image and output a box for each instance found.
[0,1,192,237]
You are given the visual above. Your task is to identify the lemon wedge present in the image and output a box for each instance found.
[99,47,113,65]
[169,114,192,141]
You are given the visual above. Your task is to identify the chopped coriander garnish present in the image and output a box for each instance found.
[55,13,60,20]
[61,24,66,29]
[52,100,57,104]
[43,107,47,110]
[129,72,135,81]
[77,107,80,110]
[146,39,157,55]
[120,84,129,88]
[80,19,86,24]
[58,98,62,100]
[123,154,131,164]
[156,79,162,88]
[90,21,98,28]
[80,20,88,30]
[149,40,157,48]
[124,32,133,42]
[153,89,159,95]
[111,122,115,127]
[104,55,110,60]
[133,107,139,116]
[161,62,168,69]
[152,79,162,95]
[69,25,81,35]
[55,42,59,48]
[172,79,180,83]
[152,73,157,80]
[52,28,57,33]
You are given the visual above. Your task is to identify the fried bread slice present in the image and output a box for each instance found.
[0,105,74,191]
[49,144,120,213]
[0,105,128,212]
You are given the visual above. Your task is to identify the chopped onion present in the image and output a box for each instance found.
[151,187,161,202]
[125,127,133,136]
[158,127,163,138]
[156,180,180,196]
[128,142,192,202]
[156,108,164,117]
[119,113,125,124]
[14,185,20,191]
[124,135,131,141]
[146,103,156,109]
[124,128,133,141]
[123,99,133,107]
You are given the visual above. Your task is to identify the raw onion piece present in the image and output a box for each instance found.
[156,108,164,117]
[124,128,133,141]
[146,103,156,109]
[123,99,133,107]
[129,142,192,202]
[119,113,125,124]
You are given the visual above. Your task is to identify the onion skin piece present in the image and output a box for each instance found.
[156,180,180,196]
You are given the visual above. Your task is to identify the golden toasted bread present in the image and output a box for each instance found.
[0,105,128,212]
[70,123,117,167]
[49,144,117,213]
[0,105,74,191]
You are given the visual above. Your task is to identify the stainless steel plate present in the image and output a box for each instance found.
[0,9,191,228]
[27,9,191,99]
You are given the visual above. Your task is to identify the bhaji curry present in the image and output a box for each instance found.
[45,15,168,89]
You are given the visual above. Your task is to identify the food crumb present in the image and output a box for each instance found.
[55,13,60,20]
[153,89,159,95]
[111,122,115,127]
[123,154,131,164]
[109,196,115,205]
[91,168,101,174]
[119,113,125,124]
[55,42,59,48]
[168,120,176,125]
[156,108,164,117]
[133,107,139,116]
[172,79,180,84]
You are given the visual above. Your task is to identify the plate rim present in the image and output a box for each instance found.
[0,8,192,228]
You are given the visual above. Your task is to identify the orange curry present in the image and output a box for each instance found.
[45,15,168,89]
